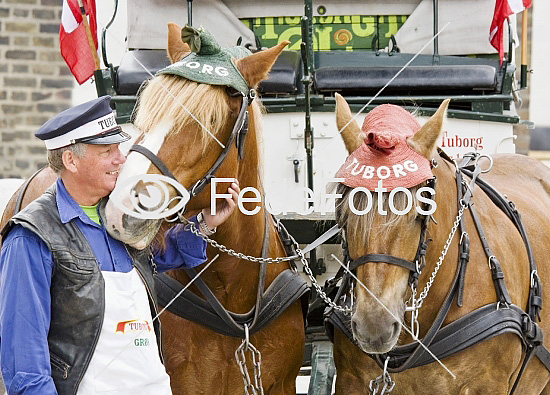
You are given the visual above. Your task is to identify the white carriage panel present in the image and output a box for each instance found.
[263,112,360,215]
[263,112,515,215]
[425,117,516,159]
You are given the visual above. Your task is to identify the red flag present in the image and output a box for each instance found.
[489,0,531,64]
[59,0,98,85]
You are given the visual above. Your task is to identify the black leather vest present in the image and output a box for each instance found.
[3,185,161,395]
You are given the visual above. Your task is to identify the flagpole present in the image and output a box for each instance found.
[76,0,100,70]
[520,8,529,89]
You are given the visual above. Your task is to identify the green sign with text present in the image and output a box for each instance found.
[241,15,407,51]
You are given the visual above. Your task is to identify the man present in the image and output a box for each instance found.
[0,96,239,394]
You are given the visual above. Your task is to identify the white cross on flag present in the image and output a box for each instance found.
[489,0,532,64]
[59,0,98,84]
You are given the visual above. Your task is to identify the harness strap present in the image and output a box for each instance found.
[187,95,249,197]
[286,224,340,260]
[249,205,270,331]
[460,167,541,321]
[155,267,309,338]
[468,203,513,306]
[154,213,308,338]
[455,164,470,307]
[129,145,177,180]
[349,254,416,272]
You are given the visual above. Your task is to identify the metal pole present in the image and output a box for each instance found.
[301,0,318,275]
[302,0,314,196]
[187,0,193,26]
[433,0,440,64]
[520,8,529,89]
[77,0,100,69]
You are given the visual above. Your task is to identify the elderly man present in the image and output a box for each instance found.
[0,96,239,395]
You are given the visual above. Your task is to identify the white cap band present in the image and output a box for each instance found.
[45,113,118,150]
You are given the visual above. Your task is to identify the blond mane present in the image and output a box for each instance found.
[132,75,231,153]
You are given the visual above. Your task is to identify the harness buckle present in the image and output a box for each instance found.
[459,231,467,244]
[488,255,497,270]
[496,301,509,310]
[531,270,540,289]
[248,88,256,102]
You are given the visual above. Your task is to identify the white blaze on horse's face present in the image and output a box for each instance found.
[103,120,172,249]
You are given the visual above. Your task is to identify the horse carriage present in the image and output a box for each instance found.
[3,0,550,394]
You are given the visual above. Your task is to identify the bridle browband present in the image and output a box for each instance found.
[128,88,255,201]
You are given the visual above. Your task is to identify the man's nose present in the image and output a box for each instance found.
[114,147,126,164]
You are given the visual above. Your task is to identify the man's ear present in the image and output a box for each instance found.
[62,150,79,174]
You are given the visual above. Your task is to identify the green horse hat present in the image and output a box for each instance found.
[157,25,251,95]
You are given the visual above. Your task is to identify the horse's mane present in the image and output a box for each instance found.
[132,75,231,153]
[335,183,422,248]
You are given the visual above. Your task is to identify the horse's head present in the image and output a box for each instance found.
[334,93,449,353]
[103,24,288,249]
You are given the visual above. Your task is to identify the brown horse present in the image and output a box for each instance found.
[0,26,305,394]
[0,167,57,241]
[100,26,305,394]
[331,93,550,394]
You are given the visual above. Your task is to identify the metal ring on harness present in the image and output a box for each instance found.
[243,323,250,349]
[475,154,494,173]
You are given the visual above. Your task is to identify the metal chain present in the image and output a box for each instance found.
[415,202,467,308]
[235,325,264,395]
[178,215,351,313]
[369,358,395,394]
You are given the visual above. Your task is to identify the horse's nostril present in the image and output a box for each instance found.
[392,322,400,338]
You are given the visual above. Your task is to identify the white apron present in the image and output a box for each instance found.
[76,269,172,395]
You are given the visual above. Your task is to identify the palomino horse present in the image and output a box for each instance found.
[100,26,305,394]
[0,27,306,394]
[329,93,550,394]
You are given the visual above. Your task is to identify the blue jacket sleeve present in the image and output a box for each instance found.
[153,216,207,271]
[0,227,58,395]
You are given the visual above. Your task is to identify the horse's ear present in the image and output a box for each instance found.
[407,99,450,159]
[167,22,191,64]
[335,93,364,154]
[235,41,290,88]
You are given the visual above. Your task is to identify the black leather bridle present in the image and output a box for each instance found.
[340,176,436,290]
[128,88,255,201]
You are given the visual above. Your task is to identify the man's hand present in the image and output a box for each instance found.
[202,180,240,229]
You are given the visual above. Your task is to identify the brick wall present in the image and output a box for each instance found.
[0,0,73,178]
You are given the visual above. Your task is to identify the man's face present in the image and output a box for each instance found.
[75,143,126,200]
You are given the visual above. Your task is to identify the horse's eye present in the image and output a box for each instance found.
[225,87,241,97]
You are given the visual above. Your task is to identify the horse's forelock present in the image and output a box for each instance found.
[132,75,231,154]
[335,183,421,250]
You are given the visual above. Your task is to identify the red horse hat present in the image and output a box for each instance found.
[335,104,432,191]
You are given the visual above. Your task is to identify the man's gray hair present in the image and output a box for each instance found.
[47,143,87,174]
